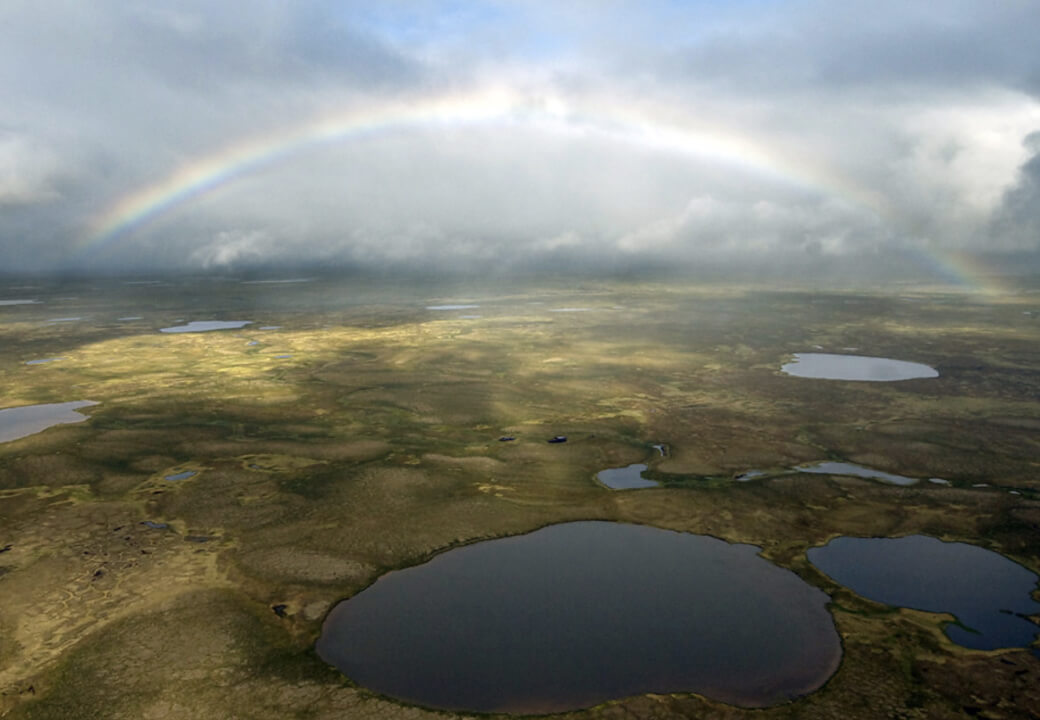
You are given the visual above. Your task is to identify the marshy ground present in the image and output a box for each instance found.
[0,275,1038,719]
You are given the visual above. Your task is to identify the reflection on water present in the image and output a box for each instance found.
[318,522,841,713]
[781,353,938,381]
[795,461,922,486]
[160,320,252,333]
[0,401,98,443]
[596,463,659,489]
[809,535,1040,653]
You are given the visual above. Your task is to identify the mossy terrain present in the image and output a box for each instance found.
[0,275,1038,719]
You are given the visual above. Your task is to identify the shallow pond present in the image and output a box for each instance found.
[317,521,841,713]
[160,320,252,333]
[164,471,197,481]
[0,299,41,306]
[795,461,921,486]
[25,357,62,365]
[781,353,938,381]
[596,463,659,489]
[0,401,98,443]
[240,278,312,284]
[808,535,1040,653]
[426,304,479,310]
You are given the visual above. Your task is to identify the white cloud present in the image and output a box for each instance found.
[0,133,61,205]
[1,1,1039,274]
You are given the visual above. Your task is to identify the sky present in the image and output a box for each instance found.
[1,0,1039,278]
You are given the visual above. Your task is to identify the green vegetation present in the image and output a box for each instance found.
[1,276,1038,719]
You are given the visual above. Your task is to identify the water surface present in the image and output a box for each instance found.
[318,521,841,713]
[0,299,41,306]
[165,471,197,481]
[795,461,921,486]
[809,535,1040,653]
[427,304,479,310]
[781,353,938,381]
[160,320,252,333]
[596,463,659,489]
[0,401,98,443]
[241,278,313,284]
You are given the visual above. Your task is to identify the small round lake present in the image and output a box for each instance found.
[781,353,938,381]
[596,463,659,489]
[317,521,842,713]
[808,535,1040,653]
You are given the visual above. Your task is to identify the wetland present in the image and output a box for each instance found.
[1,275,1039,720]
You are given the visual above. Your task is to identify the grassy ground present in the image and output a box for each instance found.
[0,275,1038,719]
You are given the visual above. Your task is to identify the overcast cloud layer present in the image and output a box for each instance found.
[1,0,1039,277]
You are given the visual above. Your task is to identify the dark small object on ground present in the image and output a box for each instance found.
[140,520,169,530]
[0,544,11,554]
[184,535,211,543]
[498,436,515,442]
[272,604,288,617]
[548,436,567,443]
[92,569,104,579]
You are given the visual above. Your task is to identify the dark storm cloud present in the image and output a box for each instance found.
[990,132,1040,251]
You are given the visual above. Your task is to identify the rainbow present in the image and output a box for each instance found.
[899,245,1014,295]
[81,86,1006,293]
[82,89,882,241]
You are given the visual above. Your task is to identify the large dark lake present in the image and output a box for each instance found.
[317,521,842,713]
[808,535,1040,653]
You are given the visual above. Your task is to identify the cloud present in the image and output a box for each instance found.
[1,1,1039,277]
[189,229,276,269]
[989,131,1040,252]
[0,131,62,205]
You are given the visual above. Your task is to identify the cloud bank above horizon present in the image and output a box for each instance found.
[2,0,1039,278]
